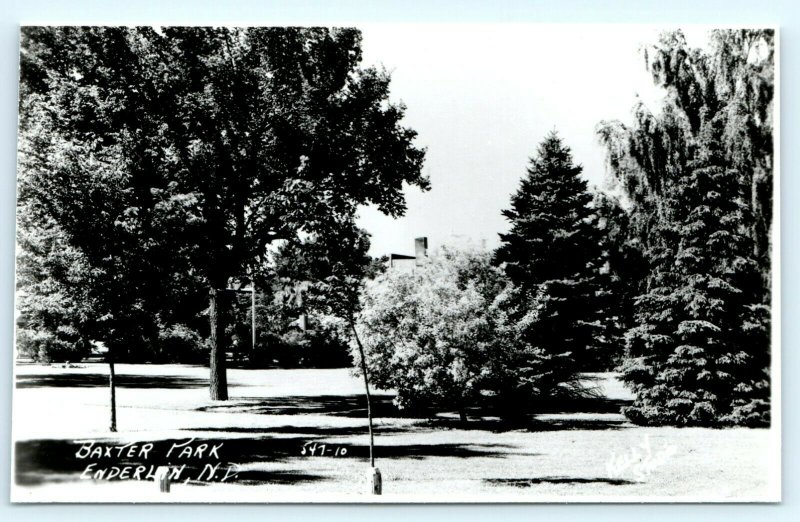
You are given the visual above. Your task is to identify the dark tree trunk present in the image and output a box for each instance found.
[209,287,229,401]
[350,318,375,467]
[109,360,117,432]
[458,407,468,425]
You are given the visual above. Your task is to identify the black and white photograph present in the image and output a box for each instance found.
[10,24,779,503]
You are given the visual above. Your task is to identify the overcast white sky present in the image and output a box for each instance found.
[355,24,710,257]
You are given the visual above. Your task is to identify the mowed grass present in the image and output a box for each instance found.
[12,363,779,502]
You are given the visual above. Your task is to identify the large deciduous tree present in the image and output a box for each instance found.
[19,27,178,429]
[18,27,428,406]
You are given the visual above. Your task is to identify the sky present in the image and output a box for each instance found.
[354,24,709,257]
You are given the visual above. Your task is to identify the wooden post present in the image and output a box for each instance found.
[155,466,171,493]
[369,467,382,495]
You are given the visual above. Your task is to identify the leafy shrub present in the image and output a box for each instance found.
[152,324,208,364]
[354,247,580,418]
[247,318,352,369]
[16,326,91,363]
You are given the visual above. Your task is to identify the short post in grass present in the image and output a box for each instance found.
[369,467,382,495]
[155,466,171,493]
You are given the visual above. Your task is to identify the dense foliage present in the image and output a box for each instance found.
[15,219,96,363]
[356,247,578,419]
[494,133,612,371]
[17,27,427,398]
[598,30,773,426]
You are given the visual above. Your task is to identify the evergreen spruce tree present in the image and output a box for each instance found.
[599,30,773,427]
[621,115,770,427]
[495,132,608,375]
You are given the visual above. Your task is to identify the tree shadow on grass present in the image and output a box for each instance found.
[529,397,632,415]
[424,416,630,433]
[15,373,209,389]
[197,394,424,418]
[198,394,633,433]
[485,477,637,487]
[349,442,520,460]
[14,436,327,487]
[189,424,417,437]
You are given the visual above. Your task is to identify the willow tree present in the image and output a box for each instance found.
[598,29,774,300]
[18,26,428,404]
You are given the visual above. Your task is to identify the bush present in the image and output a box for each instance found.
[354,247,578,418]
[152,324,208,364]
[247,319,352,369]
[16,326,91,363]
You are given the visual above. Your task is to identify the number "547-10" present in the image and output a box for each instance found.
[300,442,348,457]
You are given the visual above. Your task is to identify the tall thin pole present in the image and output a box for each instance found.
[251,286,256,353]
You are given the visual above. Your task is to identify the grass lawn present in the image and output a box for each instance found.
[11,363,779,502]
